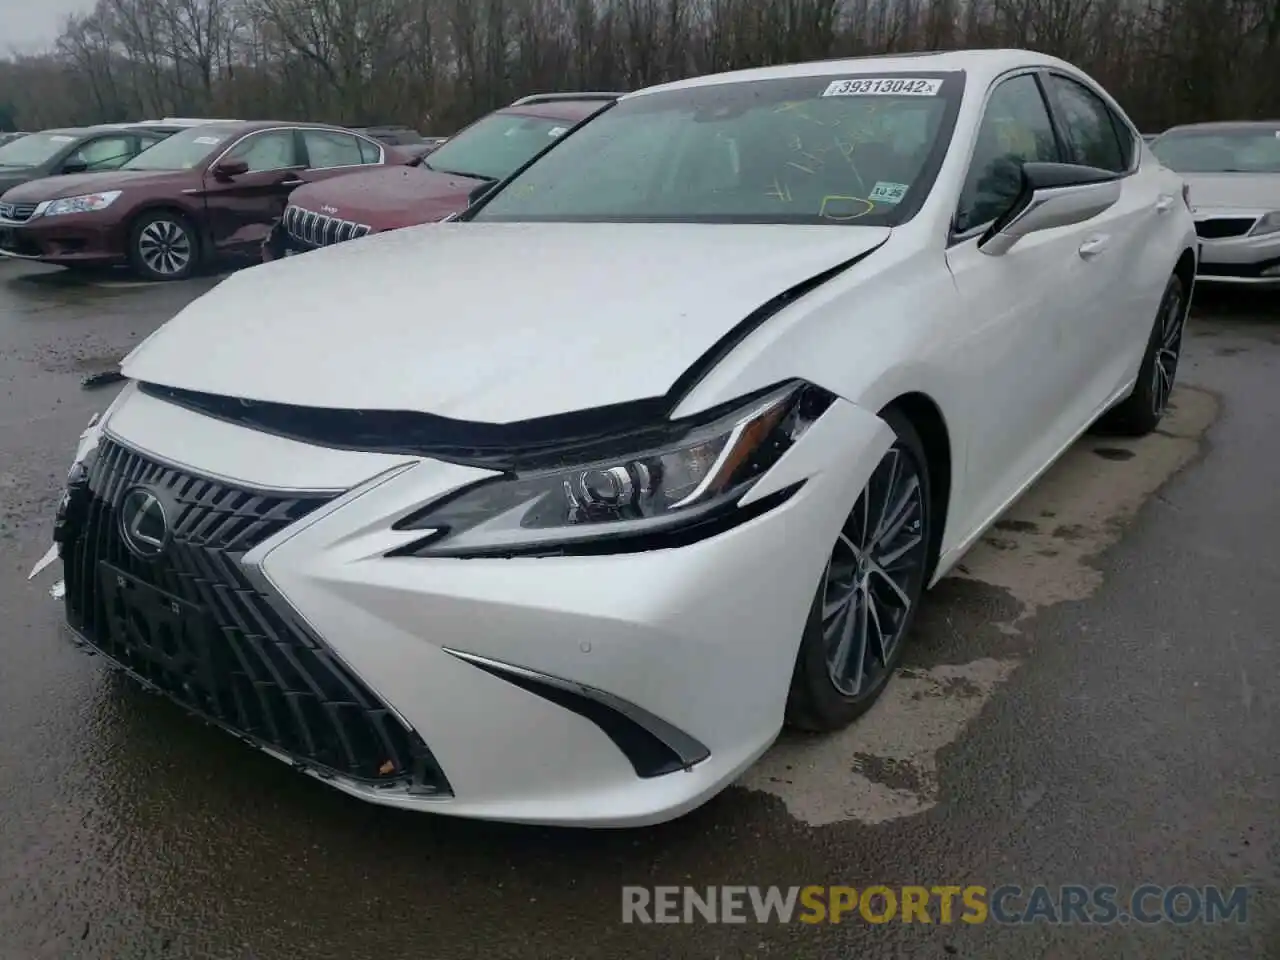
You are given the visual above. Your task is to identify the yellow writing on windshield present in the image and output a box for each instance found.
[819,195,875,220]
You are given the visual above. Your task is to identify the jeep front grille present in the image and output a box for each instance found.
[282,204,373,247]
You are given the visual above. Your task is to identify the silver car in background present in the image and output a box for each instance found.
[1149,121,1280,287]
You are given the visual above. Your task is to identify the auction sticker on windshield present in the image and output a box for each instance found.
[869,181,909,204]
[193,136,223,145]
[823,77,943,97]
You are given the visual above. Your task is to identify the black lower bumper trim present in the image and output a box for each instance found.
[443,649,710,779]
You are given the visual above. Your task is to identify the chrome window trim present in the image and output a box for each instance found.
[207,125,387,175]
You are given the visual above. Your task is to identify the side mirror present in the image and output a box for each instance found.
[62,158,88,174]
[212,158,249,180]
[979,162,1121,256]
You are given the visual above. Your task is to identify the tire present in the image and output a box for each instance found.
[1094,272,1187,437]
[128,210,199,282]
[785,408,933,732]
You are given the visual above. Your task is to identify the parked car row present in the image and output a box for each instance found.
[39,50,1205,826]
[0,99,604,281]
[0,118,414,279]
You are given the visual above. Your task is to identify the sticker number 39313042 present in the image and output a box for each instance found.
[822,77,943,97]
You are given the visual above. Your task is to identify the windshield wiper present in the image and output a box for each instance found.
[429,166,497,183]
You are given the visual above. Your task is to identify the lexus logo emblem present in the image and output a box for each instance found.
[119,487,169,559]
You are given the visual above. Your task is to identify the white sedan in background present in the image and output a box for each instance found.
[1150,121,1280,287]
[42,49,1196,826]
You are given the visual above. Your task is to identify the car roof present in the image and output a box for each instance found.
[499,93,623,121]
[624,48,1077,98]
[37,125,120,138]
[1158,121,1280,135]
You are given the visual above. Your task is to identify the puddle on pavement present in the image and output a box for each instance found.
[740,385,1220,826]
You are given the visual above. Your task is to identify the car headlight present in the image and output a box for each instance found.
[1250,212,1280,237]
[392,381,835,557]
[36,191,123,218]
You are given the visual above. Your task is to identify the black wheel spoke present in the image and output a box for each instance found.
[822,440,928,699]
[1151,288,1184,415]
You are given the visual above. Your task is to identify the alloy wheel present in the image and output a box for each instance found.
[138,220,193,277]
[822,445,929,698]
[1152,284,1185,415]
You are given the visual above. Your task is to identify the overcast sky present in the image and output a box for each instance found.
[2,0,95,53]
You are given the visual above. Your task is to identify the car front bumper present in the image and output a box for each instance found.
[262,209,378,262]
[55,382,891,826]
[1193,213,1280,287]
[0,213,127,266]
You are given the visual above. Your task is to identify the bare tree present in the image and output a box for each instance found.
[2,0,1277,135]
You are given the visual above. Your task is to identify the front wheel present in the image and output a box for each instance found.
[128,211,199,281]
[785,409,933,732]
[1095,272,1187,436]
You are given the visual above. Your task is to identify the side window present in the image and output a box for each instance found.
[302,130,366,169]
[226,130,299,172]
[955,74,1061,233]
[1048,76,1126,173]
[356,137,382,164]
[73,136,136,171]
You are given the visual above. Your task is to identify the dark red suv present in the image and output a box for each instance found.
[0,121,405,280]
[263,94,620,260]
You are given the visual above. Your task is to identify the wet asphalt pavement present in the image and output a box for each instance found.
[0,258,1276,959]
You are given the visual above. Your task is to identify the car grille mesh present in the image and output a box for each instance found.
[0,201,37,223]
[1194,217,1257,240]
[61,436,449,794]
[282,204,373,247]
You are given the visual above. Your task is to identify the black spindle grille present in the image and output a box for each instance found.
[1194,217,1257,240]
[61,436,449,795]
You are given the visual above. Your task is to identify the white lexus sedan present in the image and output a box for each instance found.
[1149,121,1280,287]
[43,49,1196,827]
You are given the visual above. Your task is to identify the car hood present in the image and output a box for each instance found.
[0,169,192,202]
[0,171,37,196]
[1183,173,1280,211]
[123,221,890,422]
[288,165,481,229]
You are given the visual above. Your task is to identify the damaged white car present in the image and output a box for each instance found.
[39,49,1196,827]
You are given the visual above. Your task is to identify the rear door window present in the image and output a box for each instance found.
[1047,76,1126,173]
[302,130,369,169]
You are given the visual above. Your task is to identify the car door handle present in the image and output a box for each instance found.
[1077,235,1109,259]
[1154,195,1175,213]
[279,178,304,187]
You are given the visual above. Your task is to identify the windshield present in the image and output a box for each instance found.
[123,125,238,171]
[1151,129,1280,173]
[425,112,583,181]
[0,132,79,168]
[472,73,963,226]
